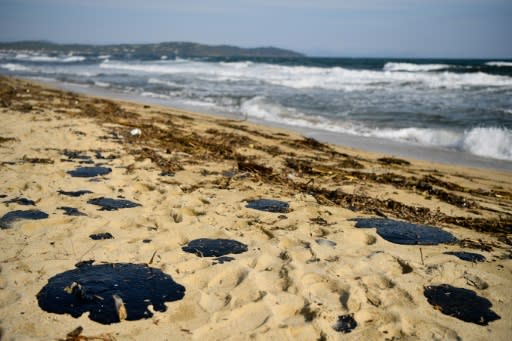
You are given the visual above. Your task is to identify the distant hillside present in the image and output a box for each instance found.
[0,41,304,58]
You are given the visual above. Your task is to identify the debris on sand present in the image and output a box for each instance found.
[58,190,93,197]
[3,197,36,206]
[87,197,141,211]
[58,207,87,217]
[67,166,112,178]
[424,284,500,325]
[353,218,456,245]
[377,157,411,166]
[182,238,248,257]
[0,209,49,229]
[444,251,486,262]
[333,314,357,333]
[89,233,114,240]
[246,199,289,213]
[37,263,186,324]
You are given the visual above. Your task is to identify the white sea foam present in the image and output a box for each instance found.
[100,60,184,74]
[240,96,512,161]
[14,53,85,63]
[383,62,450,72]
[219,61,253,69]
[94,81,110,88]
[61,56,86,62]
[4,55,509,161]
[178,99,217,108]
[486,61,512,67]
[240,96,343,131]
[26,76,57,83]
[364,126,512,161]
[100,59,512,91]
[461,127,512,161]
[147,78,181,88]
[370,127,461,147]
[0,63,31,72]
[140,91,170,100]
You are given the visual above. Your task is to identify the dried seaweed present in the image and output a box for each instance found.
[22,156,54,164]
[79,101,138,122]
[338,171,478,209]
[284,154,486,210]
[63,150,92,162]
[338,158,365,169]
[217,122,279,140]
[0,136,16,144]
[458,239,495,252]
[0,80,17,107]
[377,157,411,166]
[59,326,116,341]
[442,217,512,234]
[238,161,273,177]
[285,158,311,174]
[16,103,33,113]
[286,137,332,152]
[131,147,183,173]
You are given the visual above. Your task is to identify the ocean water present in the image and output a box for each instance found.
[1,50,511,165]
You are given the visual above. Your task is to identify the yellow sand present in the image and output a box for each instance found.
[0,76,511,340]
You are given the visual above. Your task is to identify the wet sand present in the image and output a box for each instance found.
[0,76,511,340]
[51,80,512,172]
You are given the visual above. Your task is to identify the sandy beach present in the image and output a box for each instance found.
[0,75,511,340]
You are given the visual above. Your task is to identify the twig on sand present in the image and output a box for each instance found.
[148,250,158,265]
[60,326,116,341]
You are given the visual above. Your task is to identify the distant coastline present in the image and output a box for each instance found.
[0,41,304,58]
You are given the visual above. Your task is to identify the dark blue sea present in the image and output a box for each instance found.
[1,50,511,164]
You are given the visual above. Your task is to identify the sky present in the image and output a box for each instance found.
[0,0,511,58]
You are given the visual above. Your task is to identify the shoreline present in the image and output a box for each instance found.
[1,75,511,340]
[28,77,512,172]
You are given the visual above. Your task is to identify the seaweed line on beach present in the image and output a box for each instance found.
[2,76,511,239]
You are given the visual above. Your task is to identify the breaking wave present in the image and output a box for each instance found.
[14,53,86,63]
[383,62,451,72]
[0,63,31,72]
[241,96,512,161]
[486,61,512,67]
[2,51,511,164]
[461,127,512,160]
[147,77,182,88]
[100,59,512,91]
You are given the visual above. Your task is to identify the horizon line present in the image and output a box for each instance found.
[1,39,511,60]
